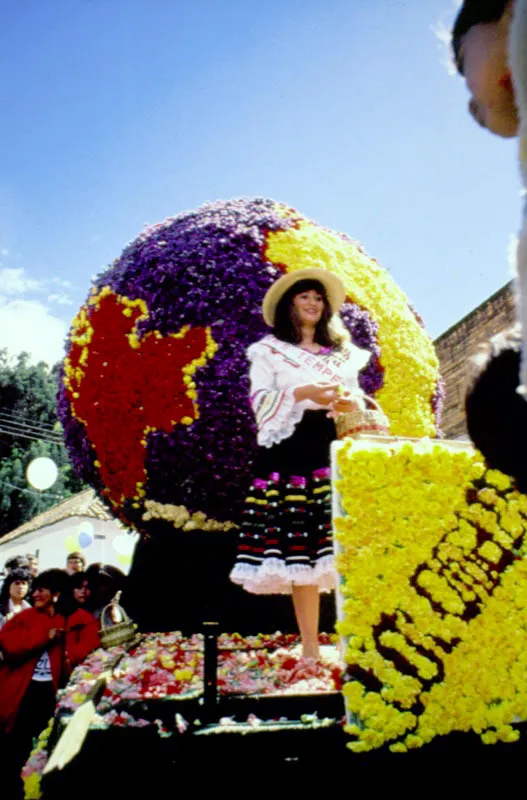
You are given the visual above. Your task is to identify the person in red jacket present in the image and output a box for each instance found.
[0,568,100,798]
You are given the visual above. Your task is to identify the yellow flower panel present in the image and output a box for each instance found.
[334,438,527,752]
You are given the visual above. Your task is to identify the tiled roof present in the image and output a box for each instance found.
[1,489,116,543]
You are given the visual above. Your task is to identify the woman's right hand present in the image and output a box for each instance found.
[294,383,341,406]
[48,627,64,641]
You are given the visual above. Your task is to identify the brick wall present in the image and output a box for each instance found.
[434,282,516,439]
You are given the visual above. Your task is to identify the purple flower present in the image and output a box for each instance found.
[340,302,383,395]
[57,197,437,534]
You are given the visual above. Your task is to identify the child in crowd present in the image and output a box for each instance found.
[451,0,527,485]
[65,551,86,575]
[70,571,92,610]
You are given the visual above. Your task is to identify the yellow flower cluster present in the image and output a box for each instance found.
[334,439,527,753]
[177,325,218,420]
[265,215,439,437]
[142,499,238,531]
[22,717,54,799]
[63,305,94,401]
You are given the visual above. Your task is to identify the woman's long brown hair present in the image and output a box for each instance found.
[273,279,342,348]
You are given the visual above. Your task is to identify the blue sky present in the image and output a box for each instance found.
[0,0,522,364]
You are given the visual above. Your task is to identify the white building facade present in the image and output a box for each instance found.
[0,489,138,574]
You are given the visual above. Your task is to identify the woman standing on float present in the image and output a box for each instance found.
[230,268,370,659]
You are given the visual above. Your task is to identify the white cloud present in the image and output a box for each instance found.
[0,265,74,364]
[51,277,72,289]
[432,21,456,75]
[0,267,42,295]
[0,267,75,299]
[48,292,73,306]
[0,298,68,366]
[0,248,9,257]
[432,1,463,76]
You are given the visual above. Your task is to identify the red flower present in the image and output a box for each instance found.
[66,291,213,508]
[280,657,299,672]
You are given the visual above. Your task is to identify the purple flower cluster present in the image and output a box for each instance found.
[340,302,383,396]
[56,364,104,493]
[57,198,410,533]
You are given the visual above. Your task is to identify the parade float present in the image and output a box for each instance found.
[26,198,527,797]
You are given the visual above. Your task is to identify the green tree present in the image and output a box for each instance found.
[0,349,85,536]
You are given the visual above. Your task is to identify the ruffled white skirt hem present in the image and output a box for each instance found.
[229,555,336,595]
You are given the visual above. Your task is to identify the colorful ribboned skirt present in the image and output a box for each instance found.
[230,411,336,595]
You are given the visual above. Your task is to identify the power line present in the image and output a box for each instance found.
[0,479,64,499]
[0,408,58,428]
[0,425,63,446]
[0,417,63,443]
[0,419,62,439]
[0,411,60,434]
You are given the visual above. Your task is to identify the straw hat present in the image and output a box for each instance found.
[262,268,346,327]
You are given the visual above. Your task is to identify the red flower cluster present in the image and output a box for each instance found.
[66,291,211,508]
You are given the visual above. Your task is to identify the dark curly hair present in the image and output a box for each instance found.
[452,0,512,73]
[4,555,30,572]
[70,570,89,590]
[0,567,32,614]
[32,568,69,596]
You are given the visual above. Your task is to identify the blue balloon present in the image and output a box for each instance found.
[79,531,93,549]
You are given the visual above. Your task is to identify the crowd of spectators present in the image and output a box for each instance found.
[0,551,127,797]
[0,552,127,626]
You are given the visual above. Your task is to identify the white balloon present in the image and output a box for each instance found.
[77,521,94,536]
[26,457,58,491]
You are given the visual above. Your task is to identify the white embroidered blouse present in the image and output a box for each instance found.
[248,334,371,447]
